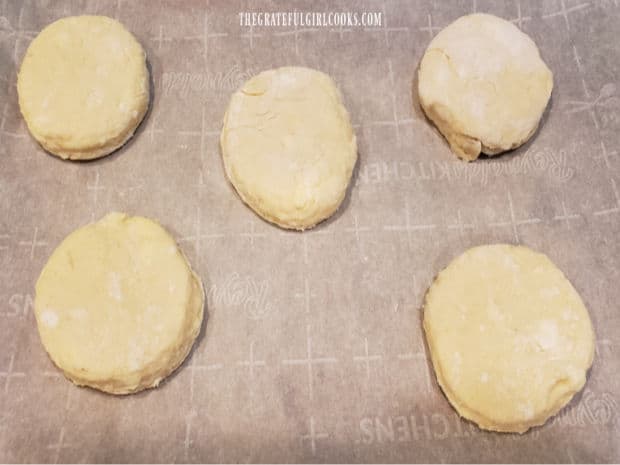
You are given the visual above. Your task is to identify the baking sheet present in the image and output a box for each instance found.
[1,0,619,462]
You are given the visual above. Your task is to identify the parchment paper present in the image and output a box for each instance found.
[1,0,619,462]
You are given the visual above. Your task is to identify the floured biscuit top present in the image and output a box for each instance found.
[17,15,149,160]
[34,213,204,394]
[423,244,594,433]
[418,13,553,160]
[221,66,358,230]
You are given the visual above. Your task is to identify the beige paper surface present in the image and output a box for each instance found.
[1,0,619,462]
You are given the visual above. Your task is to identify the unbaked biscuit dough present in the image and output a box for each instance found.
[17,16,149,160]
[423,244,595,433]
[418,13,553,161]
[34,213,204,395]
[221,67,358,230]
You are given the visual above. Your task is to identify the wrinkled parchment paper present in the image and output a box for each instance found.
[1,0,619,462]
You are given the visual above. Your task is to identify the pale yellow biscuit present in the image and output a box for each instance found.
[423,244,595,433]
[18,16,149,160]
[418,13,553,161]
[221,67,358,230]
[34,213,204,395]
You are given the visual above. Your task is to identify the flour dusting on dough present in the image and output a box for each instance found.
[128,340,146,371]
[423,244,595,433]
[70,308,88,320]
[17,15,150,160]
[417,14,553,160]
[535,320,559,351]
[41,310,59,328]
[34,212,204,395]
[108,272,123,301]
[541,287,560,299]
[518,403,534,420]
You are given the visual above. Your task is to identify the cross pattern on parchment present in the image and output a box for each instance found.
[419,13,442,40]
[594,140,618,171]
[299,228,332,266]
[43,371,76,410]
[383,198,436,249]
[295,277,316,316]
[151,25,173,51]
[47,427,74,465]
[397,351,432,394]
[565,44,603,130]
[241,23,263,49]
[178,105,219,162]
[594,178,620,216]
[188,353,223,403]
[179,206,225,259]
[300,416,329,456]
[364,2,409,47]
[329,23,352,41]
[116,183,144,200]
[553,199,581,229]
[573,44,585,74]
[542,0,591,31]
[144,112,163,144]
[509,0,532,29]
[238,220,267,247]
[344,214,371,258]
[488,191,541,243]
[353,337,382,379]
[114,0,124,19]
[273,23,319,57]
[183,410,197,462]
[446,210,474,240]
[282,324,338,402]
[87,171,105,207]
[236,341,266,397]
[0,353,25,394]
[367,59,414,145]
[10,5,37,68]
[237,341,266,380]
[18,227,47,260]
[180,10,229,64]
